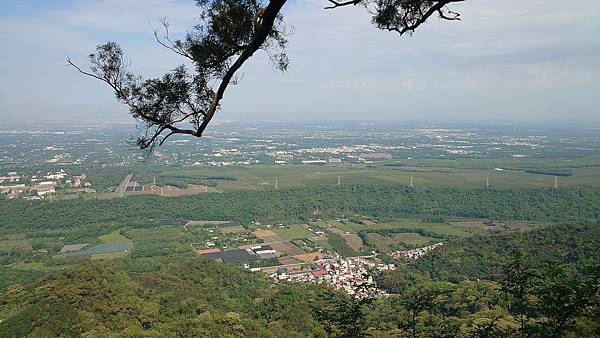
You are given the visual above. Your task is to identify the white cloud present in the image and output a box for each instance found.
[0,0,599,122]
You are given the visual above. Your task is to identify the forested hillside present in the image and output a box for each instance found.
[2,185,599,231]
[1,224,598,337]
[409,223,600,282]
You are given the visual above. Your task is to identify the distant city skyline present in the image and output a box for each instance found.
[1,0,599,122]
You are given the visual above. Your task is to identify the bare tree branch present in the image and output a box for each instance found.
[325,0,362,9]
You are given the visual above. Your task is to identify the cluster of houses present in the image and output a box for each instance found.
[389,242,443,260]
[271,254,389,299]
[0,172,23,199]
[0,170,89,199]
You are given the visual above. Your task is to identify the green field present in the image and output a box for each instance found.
[0,234,31,250]
[369,232,437,252]
[124,226,191,258]
[312,218,472,252]
[330,219,472,237]
[273,224,314,240]
[99,230,132,245]
[193,163,600,190]
[89,230,133,260]
[76,156,600,199]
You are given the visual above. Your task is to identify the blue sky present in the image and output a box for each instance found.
[0,0,599,122]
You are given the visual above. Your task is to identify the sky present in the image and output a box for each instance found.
[0,0,599,123]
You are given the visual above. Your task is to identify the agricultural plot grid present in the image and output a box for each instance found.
[63,242,129,257]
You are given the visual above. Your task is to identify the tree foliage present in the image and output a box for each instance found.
[2,185,599,232]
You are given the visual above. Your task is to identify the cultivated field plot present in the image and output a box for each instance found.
[99,230,132,244]
[273,225,315,240]
[187,220,232,226]
[328,227,347,235]
[253,229,278,238]
[342,234,363,251]
[313,238,333,249]
[59,243,88,253]
[278,256,303,265]
[220,225,246,235]
[64,242,128,257]
[448,221,504,235]
[253,229,286,243]
[195,248,221,254]
[293,252,326,262]
[268,241,305,256]
[115,160,600,194]
[84,157,600,201]
[369,233,436,252]
[318,220,378,233]
[125,226,191,258]
[0,234,32,250]
[337,219,472,237]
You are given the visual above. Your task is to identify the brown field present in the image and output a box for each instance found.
[269,241,305,256]
[186,220,231,226]
[363,220,375,225]
[220,226,246,234]
[262,235,287,243]
[342,234,363,251]
[309,236,328,241]
[293,252,326,262]
[253,230,286,243]
[253,229,278,238]
[133,183,219,197]
[160,185,219,196]
[194,248,221,254]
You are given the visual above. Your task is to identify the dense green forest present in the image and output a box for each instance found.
[1,224,598,337]
[2,185,599,231]
[1,185,599,336]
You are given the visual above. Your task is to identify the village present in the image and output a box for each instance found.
[185,218,446,299]
[269,253,395,300]
[0,170,92,200]
[389,242,444,260]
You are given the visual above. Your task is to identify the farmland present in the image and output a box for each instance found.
[272,224,314,240]
[73,160,600,200]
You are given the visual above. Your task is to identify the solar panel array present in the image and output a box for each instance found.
[64,242,129,257]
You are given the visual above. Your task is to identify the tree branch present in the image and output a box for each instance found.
[196,0,288,136]
[325,0,362,9]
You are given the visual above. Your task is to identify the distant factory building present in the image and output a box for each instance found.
[301,160,327,165]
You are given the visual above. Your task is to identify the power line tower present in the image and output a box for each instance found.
[410,175,414,187]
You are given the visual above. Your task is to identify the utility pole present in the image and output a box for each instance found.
[486,175,490,188]
[205,180,208,191]
[337,175,341,185]
[410,175,414,187]
[275,177,279,190]
[554,176,558,189]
